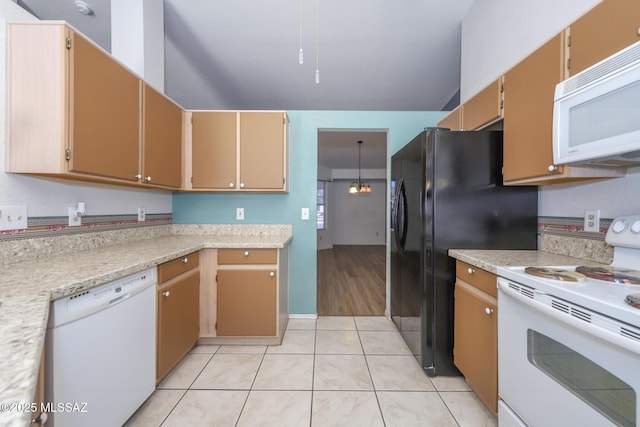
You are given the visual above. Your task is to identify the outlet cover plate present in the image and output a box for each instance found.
[236,208,245,220]
[138,207,146,222]
[0,205,28,231]
[584,209,600,233]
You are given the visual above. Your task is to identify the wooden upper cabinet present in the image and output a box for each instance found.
[6,22,185,190]
[191,112,238,189]
[186,111,289,192]
[567,0,640,77]
[69,30,141,181]
[6,22,141,182]
[503,34,565,183]
[437,105,462,130]
[239,112,286,190]
[462,77,504,130]
[142,84,183,188]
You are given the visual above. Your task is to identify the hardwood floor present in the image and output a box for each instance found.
[317,245,386,316]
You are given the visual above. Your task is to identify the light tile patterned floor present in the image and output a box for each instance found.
[126,316,497,427]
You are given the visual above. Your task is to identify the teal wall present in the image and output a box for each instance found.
[173,110,446,314]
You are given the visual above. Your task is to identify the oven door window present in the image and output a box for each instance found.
[527,329,636,427]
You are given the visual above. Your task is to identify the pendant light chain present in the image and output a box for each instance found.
[315,0,320,84]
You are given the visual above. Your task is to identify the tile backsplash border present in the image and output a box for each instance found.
[0,214,614,265]
[538,216,613,264]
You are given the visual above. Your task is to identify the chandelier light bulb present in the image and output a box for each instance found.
[315,68,320,84]
[299,48,304,65]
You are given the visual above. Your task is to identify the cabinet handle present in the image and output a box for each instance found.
[163,291,170,297]
[229,182,235,188]
[182,257,189,264]
[270,271,275,277]
[134,174,142,180]
[31,412,48,425]
[547,165,557,172]
[244,251,250,257]
[240,182,245,188]
[467,267,475,274]
[144,176,152,182]
[485,307,494,315]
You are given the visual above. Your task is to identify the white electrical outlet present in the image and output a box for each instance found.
[68,207,82,227]
[0,205,28,231]
[138,207,146,222]
[301,208,310,220]
[584,209,600,233]
[236,208,245,220]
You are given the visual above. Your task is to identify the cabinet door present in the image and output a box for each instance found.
[568,0,640,76]
[217,269,277,336]
[503,34,564,182]
[69,30,140,182]
[157,270,200,381]
[462,77,504,130]
[239,112,286,190]
[191,112,237,189]
[143,84,183,188]
[437,106,462,130]
[454,279,497,414]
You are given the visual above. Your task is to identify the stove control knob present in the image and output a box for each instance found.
[611,219,627,234]
[631,220,640,234]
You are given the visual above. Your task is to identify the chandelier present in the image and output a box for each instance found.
[348,140,372,194]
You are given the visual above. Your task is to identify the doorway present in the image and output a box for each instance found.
[316,129,388,316]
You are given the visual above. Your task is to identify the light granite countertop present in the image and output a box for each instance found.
[448,249,604,275]
[0,227,292,427]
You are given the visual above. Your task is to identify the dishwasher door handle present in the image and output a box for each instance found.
[109,293,130,306]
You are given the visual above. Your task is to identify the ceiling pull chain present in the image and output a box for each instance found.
[315,0,320,84]
[298,0,304,64]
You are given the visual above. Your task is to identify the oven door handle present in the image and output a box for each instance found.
[498,280,640,356]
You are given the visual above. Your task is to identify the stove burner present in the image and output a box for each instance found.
[575,266,640,285]
[524,267,587,282]
[626,293,640,309]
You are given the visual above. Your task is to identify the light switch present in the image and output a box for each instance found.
[236,208,245,220]
[301,208,310,220]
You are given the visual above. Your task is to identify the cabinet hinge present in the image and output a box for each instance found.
[499,100,503,109]
[66,37,72,50]
[215,274,218,282]
[499,82,504,93]
[65,149,71,161]
[283,117,285,125]
[215,322,217,330]
[567,34,571,47]
[190,176,193,184]
[567,58,571,70]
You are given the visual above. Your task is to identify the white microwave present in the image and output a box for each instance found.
[553,39,640,167]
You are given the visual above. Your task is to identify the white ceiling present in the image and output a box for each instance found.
[15,0,472,169]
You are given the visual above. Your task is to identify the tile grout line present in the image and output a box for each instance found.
[234,342,269,427]
[159,347,220,426]
[355,321,388,427]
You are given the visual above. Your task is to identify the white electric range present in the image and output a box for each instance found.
[496,214,640,427]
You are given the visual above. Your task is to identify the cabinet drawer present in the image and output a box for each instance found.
[218,249,277,265]
[456,260,497,298]
[158,251,199,283]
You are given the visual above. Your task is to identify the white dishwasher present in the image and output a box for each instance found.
[45,268,156,427]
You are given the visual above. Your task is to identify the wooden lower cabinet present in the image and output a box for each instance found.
[157,266,200,382]
[454,261,498,415]
[217,269,277,336]
[199,247,289,344]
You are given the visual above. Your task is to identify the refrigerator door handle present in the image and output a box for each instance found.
[398,179,408,250]
[392,178,403,250]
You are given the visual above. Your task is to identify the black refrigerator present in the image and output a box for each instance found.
[390,128,537,376]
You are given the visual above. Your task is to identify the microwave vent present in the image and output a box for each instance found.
[560,39,640,96]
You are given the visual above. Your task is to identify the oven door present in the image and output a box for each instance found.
[498,278,640,427]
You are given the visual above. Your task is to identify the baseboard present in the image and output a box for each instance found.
[289,313,318,320]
